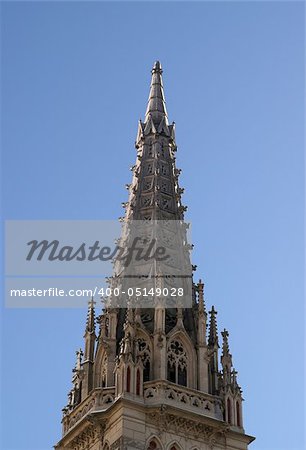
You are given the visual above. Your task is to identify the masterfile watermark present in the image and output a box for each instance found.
[5,220,193,308]
[26,237,168,266]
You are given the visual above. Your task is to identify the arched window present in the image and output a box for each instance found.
[147,439,160,450]
[227,397,232,424]
[101,354,107,388]
[136,369,141,396]
[136,337,151,382]
[126,366,131,393]
[167,339,187,387]
[236,400,241,427]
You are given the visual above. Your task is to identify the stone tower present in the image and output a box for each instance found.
[55,62,255,450]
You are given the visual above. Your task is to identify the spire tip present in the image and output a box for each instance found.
[152,60,162,73]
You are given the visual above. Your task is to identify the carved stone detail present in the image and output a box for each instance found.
[69,424,101,450]
[110,436,144,450]
[146,409,229,445]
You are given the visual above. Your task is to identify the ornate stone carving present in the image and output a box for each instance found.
[143,381,222,420]
[111,437,144,450]
[146,409,229,445]
[69,424,101,450]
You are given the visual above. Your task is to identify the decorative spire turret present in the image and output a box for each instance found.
[82,298,96,398]
[74,348,83,372]
[85,297,96,334]
[219,329,244,428]
[198,279,206,314]
[83,298,96,359]
[208,306,219,347]
[221,328,232,386]
[221,328,230,355]
[207,306,219,394]
[221,328,232,363]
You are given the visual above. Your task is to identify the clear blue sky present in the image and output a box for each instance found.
[1,2,304,450]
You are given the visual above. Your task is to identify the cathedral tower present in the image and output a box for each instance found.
[55,62,255,450]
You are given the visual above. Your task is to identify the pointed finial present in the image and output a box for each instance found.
[74,348,83,372]
[198,279,206,314]
[145,61,168,125]
[85,297,96,333]
[208,305,218,347]
[221,328,233,375]
[232,368,238,387]
[221,329,230,356]
[152,61,163,74]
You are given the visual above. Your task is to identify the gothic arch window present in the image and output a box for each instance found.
[236,400,241,427]
[126,366,131,393]
[167,339,187,387]
[121,369,124,393]
[136,337,151,382]
[169,445,180,450]
[103,444,110,450]
[136,369,141,395]
[227,397,232,424]
[147,438,161,449]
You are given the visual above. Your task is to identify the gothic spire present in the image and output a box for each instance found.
[110,60,194,340]
[198,279,206,314]
[85,297,96,334]
[74,348,83,373]
[221,329,230,357]
[124,60,186,222]
[221,328,232,374]
[208,306,219,347]
[220,329,242,400]
[145,61,168,126]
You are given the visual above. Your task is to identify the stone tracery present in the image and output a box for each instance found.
[167,339,188,386]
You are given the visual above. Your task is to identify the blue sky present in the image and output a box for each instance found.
[1,2,305,450]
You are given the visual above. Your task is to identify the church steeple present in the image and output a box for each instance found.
[56,61,255,450]
[127,61,184,222]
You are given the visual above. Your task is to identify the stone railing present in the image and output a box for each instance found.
[62,387,116,435]
[143,380,223,420]
[62,381,223,435]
